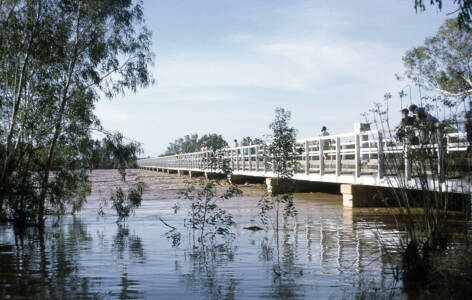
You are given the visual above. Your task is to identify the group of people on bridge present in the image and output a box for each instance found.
[396,104,440,146]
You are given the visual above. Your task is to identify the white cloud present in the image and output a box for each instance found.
[154,38,404,98]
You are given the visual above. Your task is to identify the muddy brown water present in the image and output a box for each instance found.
[0,169,424,299]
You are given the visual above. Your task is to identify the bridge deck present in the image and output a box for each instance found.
[138,128,471,194]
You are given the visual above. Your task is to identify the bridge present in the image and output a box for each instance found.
[138,123,471,210]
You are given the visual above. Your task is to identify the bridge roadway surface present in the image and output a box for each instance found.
[138,126,471,208]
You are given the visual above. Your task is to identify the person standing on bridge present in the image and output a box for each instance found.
[319,126,331,160]
[396,108,417,145]
[409,104,439,145]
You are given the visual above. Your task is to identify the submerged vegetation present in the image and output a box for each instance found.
[366,17,472,297]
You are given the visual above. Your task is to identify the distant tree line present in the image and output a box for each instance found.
[163,134,267,155]
[89,133,142,171]
[164,133,228,155]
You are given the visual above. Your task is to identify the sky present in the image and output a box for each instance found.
[94,0,457,156]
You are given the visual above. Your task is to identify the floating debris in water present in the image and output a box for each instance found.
[243,226,264,231]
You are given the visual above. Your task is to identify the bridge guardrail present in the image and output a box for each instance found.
[138,128,470,182]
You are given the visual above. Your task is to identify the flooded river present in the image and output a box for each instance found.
[0,169,408,299]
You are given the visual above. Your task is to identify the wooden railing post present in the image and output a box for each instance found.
[248,147,252,171]
[377,132,384,180]
[355,133,360,177]
[305,141,309,175]
[404,144,411,181]
[255,146,259,172]
[236,149,240,171]
[231,150,234,170]
[263,147,268,173]
[319,137,324,176]
[437,126,443,182]
[336,137,341,176]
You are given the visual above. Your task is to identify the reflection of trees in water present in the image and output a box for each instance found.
[0,217,102,298]
[178,244,239,300]
[258,219,304,299]
[112,224,145,262]
[111,224,145,299]
[255,214,403,298]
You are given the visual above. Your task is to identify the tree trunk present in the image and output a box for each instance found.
[0,2,41,213]
[37,3,80,225]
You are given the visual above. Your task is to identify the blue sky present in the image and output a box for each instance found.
[94,0,456,156]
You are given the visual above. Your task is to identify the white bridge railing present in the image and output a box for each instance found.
[138,128,470,184]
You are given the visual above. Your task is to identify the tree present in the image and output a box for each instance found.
[198,133,228,151]
[403,18,472,98]
[89,133,143,180]
[0,0,153,226]
[414,0,472,27]
[258,108,299,275]
[164,133,228,155]
[403,17,472,147]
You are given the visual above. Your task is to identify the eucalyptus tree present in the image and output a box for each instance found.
[0,0,153,226]
[413,0,472,27]
[403,18,472,99]
[403,18,472,149]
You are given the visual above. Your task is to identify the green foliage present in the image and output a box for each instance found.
[164,133,228,155]
[180,180,242,246]
[0,0,153,226]
[111,182,146,223]
[413,0,472,27]
[257,107,299,274]
[89,133,143,181]
[267,108,300,181]
[403,18,472,98]
[257,108,300,225]
[199,133,229,152]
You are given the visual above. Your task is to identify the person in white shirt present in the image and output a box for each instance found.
[319,126,331,160]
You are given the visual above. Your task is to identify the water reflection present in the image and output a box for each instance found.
[178,246,239,300]
[0,217,101,299]
[111,224,145,299]
[0,182,435,299]
[112,224,145,263]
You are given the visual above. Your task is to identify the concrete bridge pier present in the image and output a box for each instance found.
[340,184,388,208]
